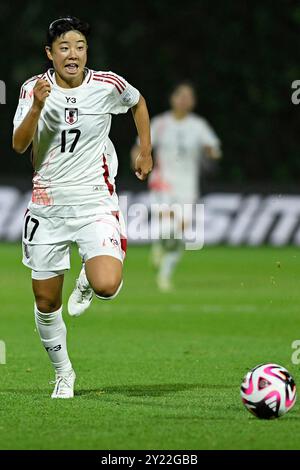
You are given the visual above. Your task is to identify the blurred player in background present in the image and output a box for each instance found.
[132,82,221,291]
[12,16,152,398]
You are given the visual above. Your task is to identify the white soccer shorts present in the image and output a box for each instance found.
[22,209,127,273]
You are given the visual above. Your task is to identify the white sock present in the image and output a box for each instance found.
[34,304,72,374]
[95,280,123,300]
[159,248,183,281]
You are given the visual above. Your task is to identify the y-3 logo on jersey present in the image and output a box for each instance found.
[65,108,78,125]
[66,97,76,104]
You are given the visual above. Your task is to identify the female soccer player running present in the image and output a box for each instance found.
[12,16,152,398]
[132,82,221,291]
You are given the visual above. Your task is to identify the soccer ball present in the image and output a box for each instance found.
[240,363,297,419]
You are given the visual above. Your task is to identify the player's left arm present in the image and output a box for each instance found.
[200,119,222,160]
[131,95,153,181]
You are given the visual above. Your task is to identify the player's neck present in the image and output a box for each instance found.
[172,110,189,120]
[54,71,85,89]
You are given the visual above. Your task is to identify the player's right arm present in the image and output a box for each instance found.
[12,79,51,154]
[130,144,140,169]
[130,115,159,170]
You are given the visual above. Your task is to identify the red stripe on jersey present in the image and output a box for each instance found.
[23,73,44,86]
[21,73,46,99]
[86,70,92,83]
[101,73,126,89]
[102,155,114,195]
[93,73,126,90]
[47,70,54,84]
[23,76,39,87]
[93,77,123,94]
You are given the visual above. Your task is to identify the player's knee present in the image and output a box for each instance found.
[35,296,61,313]
[93,277,122,299]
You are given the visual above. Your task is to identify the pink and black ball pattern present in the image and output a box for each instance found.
[240,363,297,419]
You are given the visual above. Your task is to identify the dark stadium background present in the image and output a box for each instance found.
[0,0,298,192]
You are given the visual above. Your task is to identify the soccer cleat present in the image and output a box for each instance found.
[68,266,93,317]
[51,369,76,399]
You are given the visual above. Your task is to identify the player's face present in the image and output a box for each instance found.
[45,30,88,83]
[170,86,196,115]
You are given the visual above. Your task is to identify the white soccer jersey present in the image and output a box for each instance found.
[13,68,140,217]
[148,111,220,202]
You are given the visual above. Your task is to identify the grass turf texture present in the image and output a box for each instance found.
[0,243,299,450]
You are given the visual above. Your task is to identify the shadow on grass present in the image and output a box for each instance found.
[1,383,235,398]
[76,382,235,398]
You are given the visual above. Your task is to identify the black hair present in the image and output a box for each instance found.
[170,80,197,100]
[46,16,91,47]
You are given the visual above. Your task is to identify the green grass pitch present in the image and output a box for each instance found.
[0,243,299,450]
